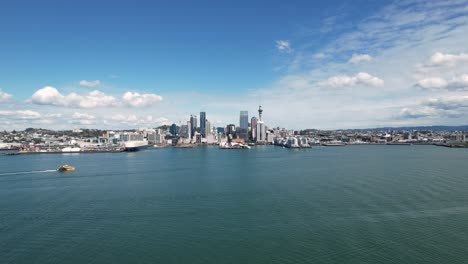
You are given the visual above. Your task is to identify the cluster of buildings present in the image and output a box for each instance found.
[2,107,468,152]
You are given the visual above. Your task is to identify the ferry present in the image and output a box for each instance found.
[57,164,75,172]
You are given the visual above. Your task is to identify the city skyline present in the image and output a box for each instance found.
[1,1,468,130]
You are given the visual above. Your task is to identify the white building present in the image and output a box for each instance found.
[256,121,266,143]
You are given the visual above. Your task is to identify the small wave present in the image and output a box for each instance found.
[0,169,56,176]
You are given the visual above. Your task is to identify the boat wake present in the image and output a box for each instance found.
[0,169,56,176]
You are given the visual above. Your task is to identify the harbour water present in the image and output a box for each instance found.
[1,145,468,263]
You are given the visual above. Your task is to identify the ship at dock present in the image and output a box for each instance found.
[122,140,149,152]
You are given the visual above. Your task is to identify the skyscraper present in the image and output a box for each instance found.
[206,120,212,136]
[240,111,248,129]
[190,114,197,137]
[251,116,258,141]
[256,121,266,143]
[200,111,206,138]
[239,111,249,141]
[170,123,179,136]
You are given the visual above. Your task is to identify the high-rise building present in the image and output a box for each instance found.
[179,124,189,138]
[190,114,197,137]
[251,116,258,141]
[240,111,248,129]
[186,121,192,140]
[206,120,212,136]
[200,112,206,137]
[226,124,236,135]
[239,111,249,141]
[170,123,179,136]
[256,121,266,143]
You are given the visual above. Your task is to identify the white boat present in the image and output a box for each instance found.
[219,142,251,149]
[62,147,81,152]
[122,140,149,151]
[322,141,346,146]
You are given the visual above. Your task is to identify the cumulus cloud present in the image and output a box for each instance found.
[400,96,468,119]
[110,114,155,126]
[428,52,468,67]
[400,107,437,119]
[79,80,101,87]
[72,112,96,119]
[122,92,163,107]
[348,54,373,64]
[276,40,293,53]
[415,74,468,90]
[154,117,171,126]
[31,86,118,108]
[0,89,12,102]
[30,86,63,105]
[425,96,468,110]
[319,72,384,87]
[0,110,42,119]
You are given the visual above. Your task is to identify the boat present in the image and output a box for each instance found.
[122,140,149,152]
[219,142,251,149]
[322,141,346,146]
[57,164,75,172]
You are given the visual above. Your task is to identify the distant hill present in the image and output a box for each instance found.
[340,125,468,132]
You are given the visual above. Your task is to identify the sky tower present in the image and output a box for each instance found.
[258,105,263,121]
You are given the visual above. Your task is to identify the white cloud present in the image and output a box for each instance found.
[31,86,64,105]
[425,96,468,110]
[0,110,42,119]
[79,80,101,87]
[399,107,438,119]
[319,72,384,88]
[399,95,468,119]
[122,92,163,107]
[429,52,468,67]
[31,86,117,108]
[349,54,373,64]
[154,117,171,126]
[415,74,468,90]
[0,89,12,102]
[110,114,155,126]
[72,112,96,119]
[313,53,326,59]
[276,40,293,53]
[415,77,448,89]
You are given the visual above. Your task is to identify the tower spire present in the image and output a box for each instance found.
[258,105,263,121]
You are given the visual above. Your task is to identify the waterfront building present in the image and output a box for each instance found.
[239,111,249,141]
[170,123,179,136]
[206,120,212,136]
[256,121,266,143]
[226,124,236,135]
[200,112,206,138]
[251,116,258,141]
[187,121,192,140]
[179,124,189,138]
[120,132,144,142]
[240,111,248,129]
[190,114,197,137]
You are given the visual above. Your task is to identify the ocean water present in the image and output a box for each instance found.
[1,145,468,263]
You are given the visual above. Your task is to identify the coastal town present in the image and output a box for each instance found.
[1,106,468,154]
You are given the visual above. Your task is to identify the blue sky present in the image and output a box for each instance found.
[1,0,468,130]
